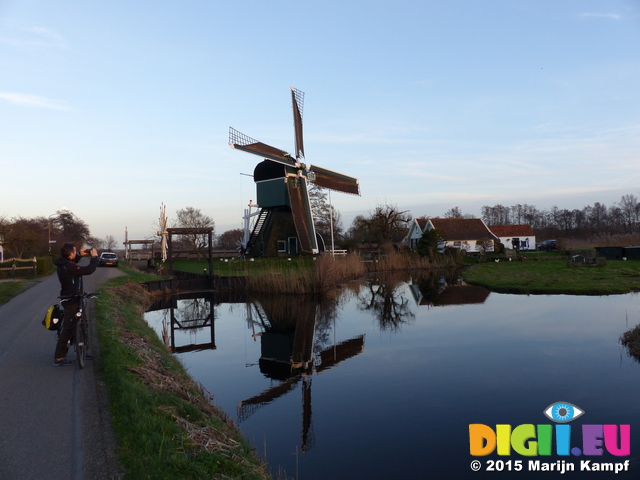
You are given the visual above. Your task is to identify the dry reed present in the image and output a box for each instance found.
[244,251,458,295]
[245,254,367,295]
[561,233,640,249]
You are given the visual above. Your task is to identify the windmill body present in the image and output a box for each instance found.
[230,87,359,256]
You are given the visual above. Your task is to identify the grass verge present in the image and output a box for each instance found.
[462,259,640,295]
[95,271,271,479]
[0,280,26,306]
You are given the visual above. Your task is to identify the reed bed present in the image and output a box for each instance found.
[243,251,458,295]
[365,250,460,272]
[245,253,367,295]
[561,233,640,249]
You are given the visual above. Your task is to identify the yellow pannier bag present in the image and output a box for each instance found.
[42,304,63,331]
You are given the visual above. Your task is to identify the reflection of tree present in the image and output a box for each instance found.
[175,297,214,330]
[411,269,460,306]
[621,325,640,362]
[146,293,216,353]
[358,273,415,331]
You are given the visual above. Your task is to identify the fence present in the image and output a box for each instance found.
[0,257,37,278]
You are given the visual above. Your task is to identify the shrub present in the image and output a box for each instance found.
[37,255,54,275]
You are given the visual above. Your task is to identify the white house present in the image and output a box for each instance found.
[488,225,536,251]
[407,217,499,253]
[406,218,428,251]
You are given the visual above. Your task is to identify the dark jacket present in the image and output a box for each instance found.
[54,254,99,296]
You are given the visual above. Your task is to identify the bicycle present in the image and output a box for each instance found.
[58,292,99,368]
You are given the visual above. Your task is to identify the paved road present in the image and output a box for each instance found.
[0,265,124,480]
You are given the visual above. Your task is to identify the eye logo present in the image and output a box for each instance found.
[543,402,584,423]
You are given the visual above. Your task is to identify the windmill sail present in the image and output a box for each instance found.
[287,176,318,254]
[310,165,360,195]
[291,87,305,160]
[229,127,296,167]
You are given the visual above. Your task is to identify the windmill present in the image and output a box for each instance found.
[229,87,360,256]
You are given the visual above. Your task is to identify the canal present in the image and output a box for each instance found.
[144,271,640,479]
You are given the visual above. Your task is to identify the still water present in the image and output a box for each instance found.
[144,271,640,479]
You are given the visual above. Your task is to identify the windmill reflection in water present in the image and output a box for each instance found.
[146,292,365,453]
[238,295,365,452]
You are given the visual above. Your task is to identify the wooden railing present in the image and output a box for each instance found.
[0,257,37,277]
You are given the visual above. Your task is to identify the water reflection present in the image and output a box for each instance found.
[620,323,640,362]
[358,272,415,330]
[142,276,640,480]
[408,269,491,307]
[147,292,217,353]
[239,294,365,452]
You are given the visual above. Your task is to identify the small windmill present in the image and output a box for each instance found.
[229,87,360,256]
[157,203,168,262]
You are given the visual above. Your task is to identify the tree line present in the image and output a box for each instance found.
[479,193,640,238]
[0,210,118,259]
[6,192,637,259]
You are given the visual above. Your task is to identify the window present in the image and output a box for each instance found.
[277,240,286,253]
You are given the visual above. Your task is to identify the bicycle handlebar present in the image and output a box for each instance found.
[58,292,100,300]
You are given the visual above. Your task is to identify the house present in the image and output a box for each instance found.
[406,218,428,251]
[406,217,498,253]
[488,225,536,251]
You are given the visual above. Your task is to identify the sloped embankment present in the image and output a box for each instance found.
[95,279,271,480]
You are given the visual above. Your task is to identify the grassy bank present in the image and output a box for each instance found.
[462,258,640,295]
[95,269,271,479]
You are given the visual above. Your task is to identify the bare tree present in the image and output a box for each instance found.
[309,184,344,242]
[174,207,215,254]
[443,206,463,218]
[348,203,411,247]
[216,228,243,250]
[620,194,639,233]
[104,235,118,251]
[86,236,105,250]
[53,210,90,245]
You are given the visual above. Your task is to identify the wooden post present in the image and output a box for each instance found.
[168,233,174,275]
[208,231,213,281]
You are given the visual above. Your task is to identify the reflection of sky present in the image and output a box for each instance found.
[144,290,640,479]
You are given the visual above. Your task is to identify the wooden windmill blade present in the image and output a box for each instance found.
[291,86,305,160]
[287,175,318,254]
[310,165,360,195]
[228,127,297,167]
[237,375,302,423]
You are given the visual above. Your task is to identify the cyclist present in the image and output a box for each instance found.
[52,242,98,366]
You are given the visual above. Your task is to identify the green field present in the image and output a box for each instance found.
[169,256,316,276]
[462,258,640,295]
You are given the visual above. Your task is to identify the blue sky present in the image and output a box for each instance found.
[1,0,639,244]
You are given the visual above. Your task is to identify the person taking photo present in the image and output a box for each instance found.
[52,242,98,366]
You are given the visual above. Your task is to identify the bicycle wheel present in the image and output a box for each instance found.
[75,317,87,369]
